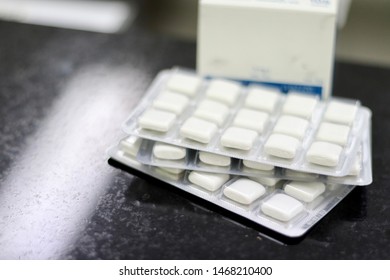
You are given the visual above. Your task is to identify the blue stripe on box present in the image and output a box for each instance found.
[206,76,323,97]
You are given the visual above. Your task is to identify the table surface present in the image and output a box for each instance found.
[0,16,389,260]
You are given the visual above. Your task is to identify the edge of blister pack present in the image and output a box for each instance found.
[106,143,356,238]
[324,110,372,186]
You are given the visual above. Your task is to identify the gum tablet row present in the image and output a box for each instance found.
[108,143,355,238]
[131,124,371,185]
[120,119,371,186]
[122,68,371,177]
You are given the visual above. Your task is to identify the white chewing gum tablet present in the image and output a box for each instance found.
[264,133,300,159]
[119,136,142,157]
[153,142,186,160]
[155,168,182,181]
[153,91,190,115]
[245,87,280,113]
[193,99,229,126]
[224,178,266,205]
[348,154,361,176]
[261,193,304,222]
[273,115,309,140]
[199,151,231,167]
[166,72,201,96]
[159,167,184,175]
[284,181,326,203]
[249,176,280,187]
[205,79,241,106]
[282,93,318,119]
[220,127,258,150]
[324,101,358,125]
[242,160,274,171]
[306,141,343,167]
[180,117,218,144]
[316,122,351,146]
[188,171,230,192]
[233,108,269,133]
[138,109,176,132]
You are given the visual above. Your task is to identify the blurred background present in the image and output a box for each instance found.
[0,0,388,67]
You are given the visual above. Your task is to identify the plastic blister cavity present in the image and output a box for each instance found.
[107,141,356,238]
[133,120,372,186]
[122,68,371,177]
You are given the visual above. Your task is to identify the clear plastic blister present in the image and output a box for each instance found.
[107,143,356,238]
[325,117,372,186]
[122,68,371,177]
[126,122,371,185]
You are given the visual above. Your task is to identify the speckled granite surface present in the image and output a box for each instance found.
[0,19,389,260]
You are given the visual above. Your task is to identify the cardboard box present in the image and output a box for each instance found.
[197,0,338,98]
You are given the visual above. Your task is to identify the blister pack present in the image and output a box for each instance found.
[107,141,356,238]
[122,68,371,177]
[132,117,371,185]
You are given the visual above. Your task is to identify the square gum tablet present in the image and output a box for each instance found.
[273,115,309,140]
[138,109,176,132]
[119,136,142,157]
[261,193,304,222]
[153,142,186,160]
[284,181,326,203]
[324,100,358,125]
[193,99,230,126]
[282,93,318,119]
[233,108,269,133]
[180,117,218,144]
[221,127,258,150]
[244,87,281,113]
[199,151,231,167]
[205,79,241,106]
[188,171,230,192]
[306,141,343,167]
[316,122,351,146]
[166,72,201,96]
[264,134,300,159]
[223,178,266,205]
[153,91,190,115]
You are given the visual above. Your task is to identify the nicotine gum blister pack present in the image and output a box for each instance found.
[108,68,372,238]
[133,119,371,186]
[108,139,355,238]
[122,68,371,177]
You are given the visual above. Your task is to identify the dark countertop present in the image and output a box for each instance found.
[0,17,389,260]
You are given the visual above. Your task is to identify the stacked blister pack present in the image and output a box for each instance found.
[107,68,372,238]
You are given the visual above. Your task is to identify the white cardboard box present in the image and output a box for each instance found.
[197,0,338,99]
